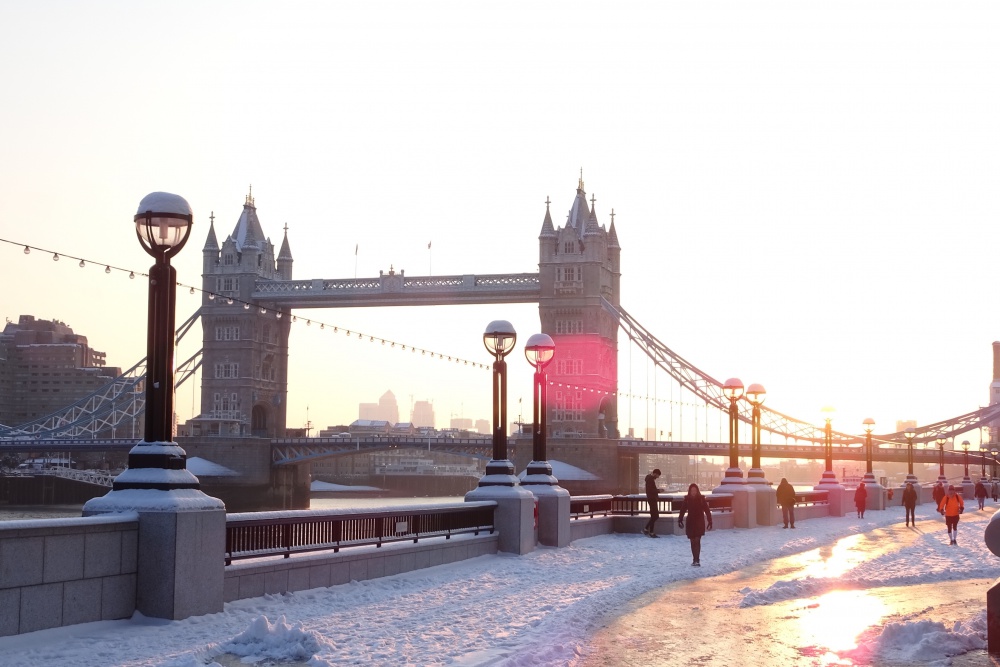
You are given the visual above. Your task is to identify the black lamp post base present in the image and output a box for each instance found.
[110,442,201,491]
[521,460,559,486]
[478,459,519,487]
[720,467,745,484]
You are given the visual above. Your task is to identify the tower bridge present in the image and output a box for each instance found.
[3,177,1000,509]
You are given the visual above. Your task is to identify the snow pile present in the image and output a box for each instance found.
[213,615,329,664]
[845,611,987,664]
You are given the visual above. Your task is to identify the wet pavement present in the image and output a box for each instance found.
[580,520,995,666]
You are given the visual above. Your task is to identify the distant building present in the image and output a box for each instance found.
[358,390,399,424]
[0,315,122,429]
[451,417,473,431]
[411,399,435,428]
[474,418,489,435]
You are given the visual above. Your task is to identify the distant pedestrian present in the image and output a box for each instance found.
[776,478,796,529]
[854,483,867,519]
[643,468,661,538]
[932,481,946,507]
[677,483,713,566]
[938,484,965,545]
[902,482,918,527]
[992,479,999,502]
[975,479,988,510]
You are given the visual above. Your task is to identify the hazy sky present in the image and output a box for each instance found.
[1,2,998,444]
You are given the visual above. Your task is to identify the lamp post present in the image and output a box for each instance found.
[962,440,973,486]
[862,417,876,485]
[721,378,745,484]
[745,383,767,484]
[817,406,839,486]
[522,333,557,484]
[115,192,199,491]
[904,427,918,485]
[936,437,948,485]
[480,320,518,486]
[981,445,989,481]
[992,446,999,481]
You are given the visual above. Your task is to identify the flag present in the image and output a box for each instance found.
[427,241,432,249]
[355,244,358,255]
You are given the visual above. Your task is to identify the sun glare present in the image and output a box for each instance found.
[798,590,887,658]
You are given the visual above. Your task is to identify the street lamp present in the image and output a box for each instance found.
[992,446,999,481]
[862,417,876,485]
[746,383,767,484]
[936,437,948,485]
[115,192,198,491]
[721,378,744,484]
[522,333,557,484]
[904,426,918,485]
[480,320,517,486]
[817,406,838,486]
[961,440,973,486]
[981,444,989,480]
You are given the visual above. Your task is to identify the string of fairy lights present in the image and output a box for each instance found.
[2,236,717,411]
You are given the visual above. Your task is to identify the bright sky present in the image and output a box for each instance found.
[1,2,999,442]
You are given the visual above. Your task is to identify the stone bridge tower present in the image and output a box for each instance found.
[538,177,621,438]
[192,190,292,438]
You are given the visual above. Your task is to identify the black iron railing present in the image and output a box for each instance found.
[225,501,496,565]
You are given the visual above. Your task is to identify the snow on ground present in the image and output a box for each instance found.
[0,503,996,666]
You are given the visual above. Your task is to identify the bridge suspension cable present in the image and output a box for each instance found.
[608,299,1000,445]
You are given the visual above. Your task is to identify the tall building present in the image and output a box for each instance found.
[538,176,621,438]
[188,190,292,438]
[358,391,399,424]
[0,315,121,428]
[411,399,435,428]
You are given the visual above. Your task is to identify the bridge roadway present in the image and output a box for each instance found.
[0,436,979,468]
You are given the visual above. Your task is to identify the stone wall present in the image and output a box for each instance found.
[0,513,138,636]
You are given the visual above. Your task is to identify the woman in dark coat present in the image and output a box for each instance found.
[902,481,918,527]
[677,483,713,566]
[854,483,867,519]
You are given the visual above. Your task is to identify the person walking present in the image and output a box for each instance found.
[938,484,965,545]
[975,479,988,510]
[776,477,796,528]
[992,478,999,503]
[854,482,867,519]
[642,468,662,538]
[932,481,946,508]
[902,481,918,527]
[677,483,713,566]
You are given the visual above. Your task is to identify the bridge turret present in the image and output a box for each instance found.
[537,176,620,439]
[202,212,220,276]
[608,214,621,308]
[192,190,290,440]
[277,224,293,281]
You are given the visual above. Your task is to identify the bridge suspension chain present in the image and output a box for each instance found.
[610,299,1000,445]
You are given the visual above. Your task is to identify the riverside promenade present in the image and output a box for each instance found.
[0,501,996,666]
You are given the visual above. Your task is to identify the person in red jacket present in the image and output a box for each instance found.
[938,484,965,545]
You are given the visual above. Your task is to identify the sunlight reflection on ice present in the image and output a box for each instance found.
[790,534,870,580]
[797,589,887,660]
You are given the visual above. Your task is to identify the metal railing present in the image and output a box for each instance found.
[224,501,496,565]
[569,495,614,519]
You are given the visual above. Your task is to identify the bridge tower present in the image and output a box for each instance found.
[191,189,292,438]
[538,176,621,438]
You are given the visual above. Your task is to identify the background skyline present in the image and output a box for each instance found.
[2,2,999,444]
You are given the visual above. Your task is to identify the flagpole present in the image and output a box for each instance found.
[428,241,432,276]
[354,243,358,282]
